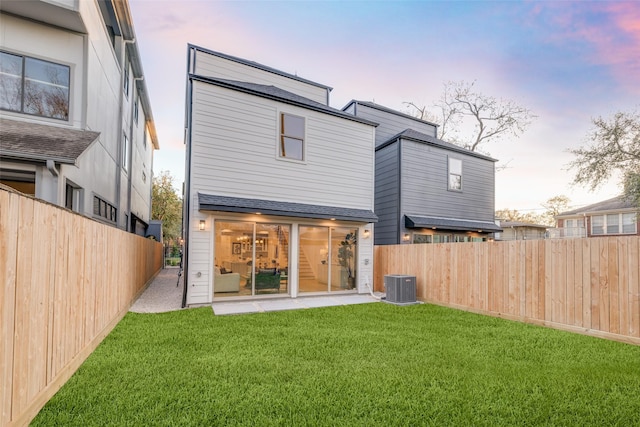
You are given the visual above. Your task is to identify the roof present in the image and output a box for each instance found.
[405,215,502,232]
[378,128,498,162]
[199,193,378,223]
[190,75,378,127]
[0,118,100,164]
[343,100,439,128]
[499,221,548,229]
[557,196,638,217]
[189,44,333,92]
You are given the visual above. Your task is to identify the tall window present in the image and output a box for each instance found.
[280,113,304,161]
[122,132,129,171]
[0,51,70,120]
[123,63,130,98]
[448,157,462,190]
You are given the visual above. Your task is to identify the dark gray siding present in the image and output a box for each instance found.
[400,139,495,224]
[374,142,400,245]
[354,103,437,147]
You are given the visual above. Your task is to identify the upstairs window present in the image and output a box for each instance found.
[280,113,305,161]
[0,51,70,120]
[448,157,462,191]
[123,62,130,98]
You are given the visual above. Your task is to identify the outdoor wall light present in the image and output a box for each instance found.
[199,220,205,231]
[362,229,371,239]
[402,233,411,242]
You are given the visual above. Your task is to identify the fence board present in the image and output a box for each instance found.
[375,236,640,345]
[1,188,162,426]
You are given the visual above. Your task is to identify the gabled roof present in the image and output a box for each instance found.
[405,215,502,232]
[557,196,638,217]
[343,100,439,128]
[188,44,333,92]
[199,193,378,223]
[189,75,378,127]
[379,128,497,162]
[0,118,100,164]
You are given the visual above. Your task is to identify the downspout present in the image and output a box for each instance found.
[46,160,60,205]
[181,47,195,308]
[118,38,136,231]
[126,76,144,233]
[46,159,59,177]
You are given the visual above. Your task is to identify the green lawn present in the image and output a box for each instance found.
[33,303,640,426]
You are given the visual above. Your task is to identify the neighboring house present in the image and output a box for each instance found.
[553,196,638,238]
[495,221,548,241]
[343,101,502,245]
[183,45,377,305]
[0,0,159,235]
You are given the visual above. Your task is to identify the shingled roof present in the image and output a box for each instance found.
[378,128,497,162]
[557,196,638,216]
[199,193,378,223]
[0,118,100,164]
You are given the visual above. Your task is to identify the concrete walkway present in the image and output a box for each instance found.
[129,267,184,313]
[130,267,382,315]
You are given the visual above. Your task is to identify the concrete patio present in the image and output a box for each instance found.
[130,267,382,315]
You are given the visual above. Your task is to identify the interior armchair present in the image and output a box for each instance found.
[246,269,281,293]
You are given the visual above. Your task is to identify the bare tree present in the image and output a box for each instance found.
[405,80,536,153]
[568,110,640,207]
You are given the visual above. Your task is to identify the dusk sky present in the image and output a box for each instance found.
[129,0,639,214]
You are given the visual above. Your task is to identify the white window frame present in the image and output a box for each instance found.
[591,213,637,235]
[278,112,305,162]
[122,132,129,172]
[448,157,462,191]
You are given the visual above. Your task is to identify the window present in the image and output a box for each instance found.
[93,195,117,223]
[133,96,139,125]
[448,158,462,190]
[123,63,129,98]
[122,132,129,171]
[591,215,604,235]
[591,213,637,235]
[0,51,70,120]
[280,113,304,161]
[622,213,637,234]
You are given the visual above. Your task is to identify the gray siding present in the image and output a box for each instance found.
[374,143,400,245]
[351,102,437,147]
[400,139,495,223]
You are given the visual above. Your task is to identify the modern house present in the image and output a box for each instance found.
[343,101,502,245]
[494,221,548,241]
[0,0,159,235]
[183,45,377,305]
[553,196,638,238]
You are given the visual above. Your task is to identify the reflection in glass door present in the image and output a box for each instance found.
[299,226,358,293]
[214,221,289,298]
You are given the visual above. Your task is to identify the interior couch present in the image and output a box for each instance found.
[214,267,240,292]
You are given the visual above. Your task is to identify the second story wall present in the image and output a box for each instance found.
[401,139,496,222]
[191,45,331,106]
[344,101,438,147]
[189,80,375,210]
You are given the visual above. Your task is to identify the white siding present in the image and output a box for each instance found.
[190,81,375,209]
[194,49,329,105]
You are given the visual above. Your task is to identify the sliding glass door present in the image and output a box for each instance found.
[214,221,289,298]
[299,226,357,293]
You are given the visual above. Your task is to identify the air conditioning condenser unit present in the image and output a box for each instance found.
[384,275,417,304]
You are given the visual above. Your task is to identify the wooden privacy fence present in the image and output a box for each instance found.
[374,237,640,345]
[1,188,163,426]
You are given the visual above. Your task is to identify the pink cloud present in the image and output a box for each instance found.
[542,2,640,95]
